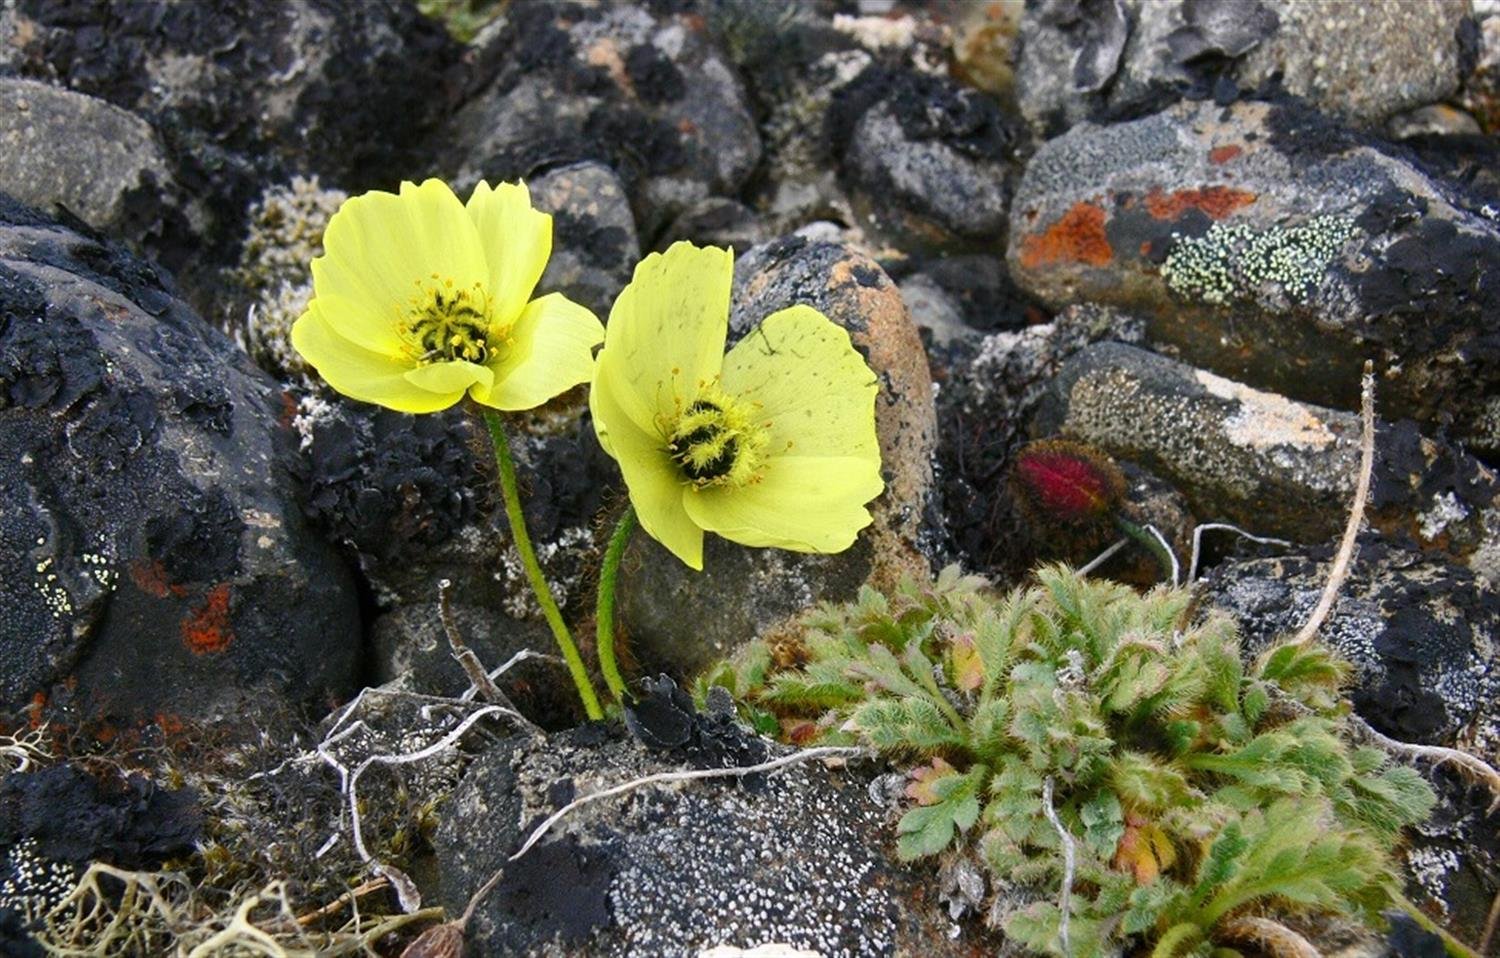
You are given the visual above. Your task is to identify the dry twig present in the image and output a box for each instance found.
[1291,361,1375,646]
[1041,776,1075,956]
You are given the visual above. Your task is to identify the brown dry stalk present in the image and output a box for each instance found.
[1291,360,1375,647]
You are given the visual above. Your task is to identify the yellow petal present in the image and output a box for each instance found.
[312,179,488,354]
[683,455,884,553]
[477,293,603,411]
[292,303,464,413]
[721,304,881,463]
[404,359,493,397]
[589,370,704,570]
[465,180,552,328]
[597,241,733,433]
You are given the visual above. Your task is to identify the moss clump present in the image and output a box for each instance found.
[229,176,347,380]
[700,566,1435,958]
[1160,216,1356,308]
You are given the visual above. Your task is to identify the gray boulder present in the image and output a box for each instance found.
[0,78,202,260]
[1008,98,1500,455]
[529,162,641,323]
[1034,342,1500,579]
[433,723,996,957]
[834,67,1018,253]
[0,195,359,720]
[1017,0,1470,133]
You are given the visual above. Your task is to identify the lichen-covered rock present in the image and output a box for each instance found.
[1007,98,1500,454]
[0,78,203,267]
[1033,342,1500,579]
[433,724,997,957]
[1016,0,1470,134]
[297,395,619,722]
[2,0,456,187]
[527,161,640,322]
[0,196,359,720]
[832,66,1019,253]
[617,238,937,680]
[1201,541,1500,751]
[1198,541,1500,942]
[445,1,760,237]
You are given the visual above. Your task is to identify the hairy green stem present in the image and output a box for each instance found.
[1116,517,1178,583]
[1150,922,1201,958]
[480,409,603,721]
[596,505,637,704]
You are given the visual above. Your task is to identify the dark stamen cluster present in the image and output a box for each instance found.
[670,400,738,482]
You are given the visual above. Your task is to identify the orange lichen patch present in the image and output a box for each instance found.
[153,712,187,736]
[677,117,698,135]
[1209,144,1243,165]
[1144,186,1256,221]
[27,691,47,729]
[128,558,186,599]
[182,584,233,655]
[1018,201,1113,270]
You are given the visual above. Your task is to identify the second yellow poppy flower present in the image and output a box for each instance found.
[589,241,885,570]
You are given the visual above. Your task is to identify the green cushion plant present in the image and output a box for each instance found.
[699,565,1437,957]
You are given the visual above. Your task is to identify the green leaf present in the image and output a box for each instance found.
[896,765,985,859]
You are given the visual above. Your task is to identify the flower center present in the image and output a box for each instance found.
[406,276,493,365]
[667,390,767,488]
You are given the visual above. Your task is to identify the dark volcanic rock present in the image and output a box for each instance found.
[528,161,641,323]
[832,66,1018,253]
[1033,342,1500,577]
[1008,98,1500,455]
[1017,0,1468,134]
[617,238,936,681]
[1200,541,1500,751]
[434,724,996,957]
[0,196,359,720]
[446,1,760,237]
[1,0,459,303]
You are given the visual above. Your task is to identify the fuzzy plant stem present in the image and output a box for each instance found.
[481,409,604,721]
[596,504,638,704]
[1116,516,1179,583]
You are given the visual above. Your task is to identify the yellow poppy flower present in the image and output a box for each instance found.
[589,241,884,570]
[291,178,603,413]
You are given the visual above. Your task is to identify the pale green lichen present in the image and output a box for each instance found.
[229,176,347,381]
[1160,215,1357,308]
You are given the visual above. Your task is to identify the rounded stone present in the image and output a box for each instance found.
[433,726,999,957]
[445,2,761,237]
[0,196,360,721]
[1033,341,1500,580]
